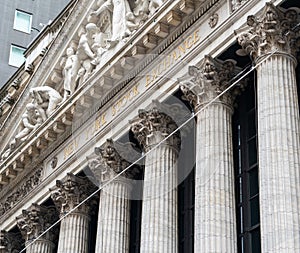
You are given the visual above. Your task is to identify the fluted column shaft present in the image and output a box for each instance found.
[140,140,178,253]
[57,212,90,253]
[26,239,55,253]
[50,174,95,253]
[180,56,238,253]
[87,139,137,253]
[237,3,300,251]
[96,179,132,253]
[256,53,300,252]
[130,107,180,253]
[195,102,236,252]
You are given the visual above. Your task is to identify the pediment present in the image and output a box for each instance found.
[0,0,215,185]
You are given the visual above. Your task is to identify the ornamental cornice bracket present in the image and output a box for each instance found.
[235,3,300,60]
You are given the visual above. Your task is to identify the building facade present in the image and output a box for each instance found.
[0,0,299,252]
[0,0,71,87]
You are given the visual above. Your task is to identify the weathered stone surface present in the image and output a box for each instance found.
[237,3,300,252]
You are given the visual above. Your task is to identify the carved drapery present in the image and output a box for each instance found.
[130,104,180,253]
[88,139,137,253]
[180,56,238,252]
[50,173,96,253]
[237,3,300,252]
[16,204,58,253]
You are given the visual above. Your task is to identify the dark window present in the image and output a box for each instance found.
[129,199,142,253]
[233,78,261,253]
[178,168,195,253]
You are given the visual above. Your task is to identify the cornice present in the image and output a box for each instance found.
[0,0,220,186]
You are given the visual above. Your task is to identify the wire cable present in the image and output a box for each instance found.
[19,19,300,252]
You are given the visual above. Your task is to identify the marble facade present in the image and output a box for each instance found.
[0,0,299,252]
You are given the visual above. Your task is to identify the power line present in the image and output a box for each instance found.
[19,20,300,252]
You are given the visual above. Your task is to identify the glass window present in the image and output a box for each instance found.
[9,45,26,67]
[13,10,32,33]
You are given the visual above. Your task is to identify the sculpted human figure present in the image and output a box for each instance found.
[91,29,107,66]
[76,23,99,81]
[62,47,79,102]
[29,86,62,117]
[14,103,44,143]
[90,0,132,45]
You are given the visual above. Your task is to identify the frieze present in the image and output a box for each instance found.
[0,167,43,217]
[0,0,221,186]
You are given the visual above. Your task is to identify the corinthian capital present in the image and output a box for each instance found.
[0,230,23,253]
[236,3,300,60]
[179,55,238,111]
[16,204,58,242]
[130,103,181,151]
[87,139,140,182]
[50,173,96,214]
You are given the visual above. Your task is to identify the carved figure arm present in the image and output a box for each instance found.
[22,116,36,130]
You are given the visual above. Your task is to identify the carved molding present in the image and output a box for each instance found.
[0,167,43,217]
[236,3,300,61]
[16,204,58,242]
[179,55,240,111]
[130,102,181,151]
[50,173,96,215]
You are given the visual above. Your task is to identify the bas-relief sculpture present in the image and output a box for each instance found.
[90,0,164,45]
[0,86,62,161]
[0,0,166,162]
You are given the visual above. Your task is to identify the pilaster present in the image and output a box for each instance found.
[180,55,238,252]
[130,104,180,253]
[237,3,300,252]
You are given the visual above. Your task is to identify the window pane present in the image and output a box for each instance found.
[248,138,257,166]
[14,10,32,33]
[9,45,26,67]
[247,111,256,138]
[251,228,261,253]
[250,196,260,226]
[249,167,259,197]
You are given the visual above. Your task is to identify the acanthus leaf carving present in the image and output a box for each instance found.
[16,204,59,242]
[236,3,300,60]
[87,139,140,182]
[130,102,181,151]
[50,173,96,215]
[0,230,24,253]
[179,55,240,111]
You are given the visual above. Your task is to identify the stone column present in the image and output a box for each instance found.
[87,139,137,253]
[50,173,96,253]
[237,3,300,252]
[130,105,181,253]
[16,204,58,253]
[180,55,238,252]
